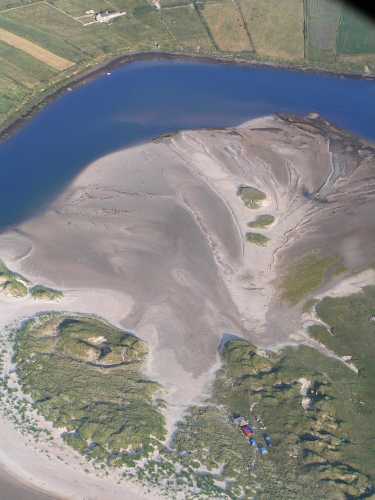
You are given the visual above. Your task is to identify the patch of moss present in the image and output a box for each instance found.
[237,185,266,209]
[248,214,275,228]
[30,285,63,301]
[245,231,269,246]
[281,252,343,305]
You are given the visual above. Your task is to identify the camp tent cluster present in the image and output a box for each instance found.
[232,415,272,456]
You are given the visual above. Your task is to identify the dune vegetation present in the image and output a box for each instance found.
[11,305,374,498]
[29,284,63,301]
[248,214,275,228]
[0,259,63,300]
[246,231,269,246]
[237,185,266,209]
[280,253,344,305]
[14,314,166,465]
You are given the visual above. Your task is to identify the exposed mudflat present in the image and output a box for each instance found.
[2,114,375,421]
[1,114,375,498]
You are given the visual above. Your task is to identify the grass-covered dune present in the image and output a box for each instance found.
[308,285,375,483]
[14,314,166,465]
[0,259,63,300]
[29,284,63,301]
[0,258,28,297]
[11,290,375,498]
[171,335,373,499]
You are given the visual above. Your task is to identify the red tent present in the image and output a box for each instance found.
[240,424,254,437]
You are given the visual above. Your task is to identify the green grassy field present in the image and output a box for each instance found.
[0,0,374,136]
[240,0,304,61]
[337,3,375,55]
[201,0,252,53]
[305,0,341,62]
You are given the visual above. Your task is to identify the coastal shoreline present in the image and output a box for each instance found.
[0,281,154,500]
[1,49,374,146]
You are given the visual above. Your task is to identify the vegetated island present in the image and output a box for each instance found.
[1,113,375,498]
[0,0,375,141]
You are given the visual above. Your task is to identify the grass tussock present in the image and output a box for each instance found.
[248,214,275,228]
[246,231,269,246]
[237,185,266,209]
[30,284,63,301]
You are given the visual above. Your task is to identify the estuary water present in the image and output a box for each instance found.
[0,59,374,499]
[0,59,374,231]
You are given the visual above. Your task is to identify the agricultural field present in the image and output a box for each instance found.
[337,3,375,55]
[305,0,341,62]
[47,0,115,18]
[0,27,73,68]
[239,0,304,61]
[161,4,213,52]
[0,0,374,136]
[201,0,252,53]
[158,0,190,6]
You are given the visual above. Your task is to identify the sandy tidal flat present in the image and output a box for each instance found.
[1,114,375,498]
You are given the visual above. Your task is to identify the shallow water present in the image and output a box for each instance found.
[0,60,374,231]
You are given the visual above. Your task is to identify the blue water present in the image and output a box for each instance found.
[0,60,374,231]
